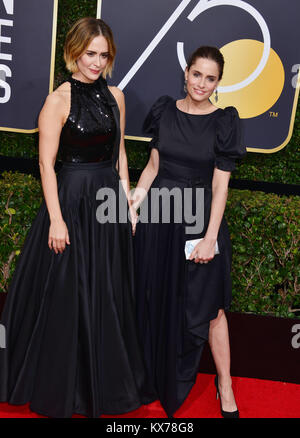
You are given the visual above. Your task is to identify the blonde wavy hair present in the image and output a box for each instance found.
[64,17,116,78]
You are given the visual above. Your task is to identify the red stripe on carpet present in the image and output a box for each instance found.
[0,374,299,418]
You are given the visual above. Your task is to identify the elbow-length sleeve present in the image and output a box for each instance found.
[214,106,246,172]
[143,95,173,150]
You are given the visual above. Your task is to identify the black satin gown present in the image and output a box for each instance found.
[0,76,154,418]
[134,96,246,417]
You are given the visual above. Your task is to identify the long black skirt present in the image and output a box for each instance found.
[134,163,233,417]
[0,160,153,418]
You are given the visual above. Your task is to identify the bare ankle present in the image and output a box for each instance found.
[218,374,232,388]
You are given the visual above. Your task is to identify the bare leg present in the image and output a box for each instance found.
[209,309,238,412]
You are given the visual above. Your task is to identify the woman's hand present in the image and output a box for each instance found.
[189,237,216,264]
[48,218,70,254]
[129,203,139,236]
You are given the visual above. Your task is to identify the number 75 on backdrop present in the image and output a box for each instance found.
[99,0,300,153]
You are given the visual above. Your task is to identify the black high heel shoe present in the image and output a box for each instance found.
[214,375,239,418]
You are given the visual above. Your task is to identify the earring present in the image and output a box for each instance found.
[214,89,218,102]
[184,80,187,93]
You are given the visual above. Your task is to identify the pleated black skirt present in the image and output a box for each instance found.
[0,160,154,418]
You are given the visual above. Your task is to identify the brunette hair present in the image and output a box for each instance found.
[64,17,116,78]
[187,46,224,80]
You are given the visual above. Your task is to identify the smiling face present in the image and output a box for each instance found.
[75,35,109,83]
[185,57,220,102]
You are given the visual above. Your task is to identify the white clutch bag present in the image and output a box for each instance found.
[184,238,219,260]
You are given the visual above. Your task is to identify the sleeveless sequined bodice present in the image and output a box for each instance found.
[59,76,116,163]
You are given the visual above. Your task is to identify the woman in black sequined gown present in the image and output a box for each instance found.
[0,18,153,418]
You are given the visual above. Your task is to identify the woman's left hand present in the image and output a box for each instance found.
[129,203,139,236]
[189,237,216,264]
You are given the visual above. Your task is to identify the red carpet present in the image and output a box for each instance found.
[0,373,299,418]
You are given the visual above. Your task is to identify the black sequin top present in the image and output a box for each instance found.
[59,76,116,163]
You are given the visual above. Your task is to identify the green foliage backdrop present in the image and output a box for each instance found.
[1,171,299,318]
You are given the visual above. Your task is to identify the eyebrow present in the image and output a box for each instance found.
[192,69,217,78]
[86,50,109,55]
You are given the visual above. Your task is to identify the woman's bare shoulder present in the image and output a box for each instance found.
[48,81,70,105]
[39,82,70,124]
[108,86,124,104]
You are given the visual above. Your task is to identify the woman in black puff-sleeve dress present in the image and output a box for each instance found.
[132,47,246,418]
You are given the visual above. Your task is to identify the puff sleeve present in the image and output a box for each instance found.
[214,106,246,172]
[143,95,173,150]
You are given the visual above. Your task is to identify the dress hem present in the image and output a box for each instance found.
[0,395,157,418]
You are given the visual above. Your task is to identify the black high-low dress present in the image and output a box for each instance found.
[0,76,154,418]
[134,96,246,417]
